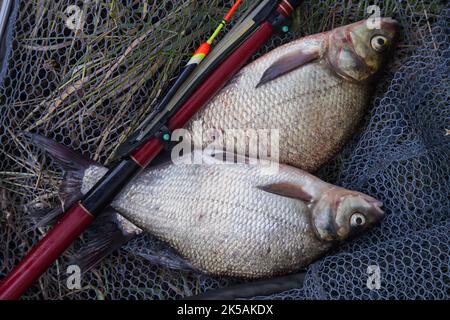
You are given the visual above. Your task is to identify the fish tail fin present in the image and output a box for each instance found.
[23,132,95,227]
[24,133,140,270]
[71,207,142,273]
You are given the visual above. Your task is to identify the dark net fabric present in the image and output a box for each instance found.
[0,0,448,300]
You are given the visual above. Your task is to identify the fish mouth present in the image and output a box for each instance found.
[359,194,385,221]
[380,17,399,26]
[379,17,399,34]
[373,203,385,219]
[371,197,383,207]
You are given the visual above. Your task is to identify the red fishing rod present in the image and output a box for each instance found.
[0,0,302,300]
[116,0,243,157]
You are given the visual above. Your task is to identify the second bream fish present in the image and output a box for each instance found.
[186,18,398,172]
[29,135,384,279]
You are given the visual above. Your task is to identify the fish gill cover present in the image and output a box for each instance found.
[0,0,448,299]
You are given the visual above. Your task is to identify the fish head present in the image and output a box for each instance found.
[311,188,384,242]
[326,17,398,82]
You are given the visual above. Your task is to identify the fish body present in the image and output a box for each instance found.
[186,18,398,171]
[80,151,384,278]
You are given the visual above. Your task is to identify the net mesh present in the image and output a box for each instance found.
[0,0,448,300]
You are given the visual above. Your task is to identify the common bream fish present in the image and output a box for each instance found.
[186,18,398,171]
[30,135,384,279]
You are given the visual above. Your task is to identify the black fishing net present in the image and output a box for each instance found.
[0,0,448,300]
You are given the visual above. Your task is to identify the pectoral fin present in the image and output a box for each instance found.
[256,49,320,88]
[257,182,313,202]
[74,209,199,274]
[124,234,198,273]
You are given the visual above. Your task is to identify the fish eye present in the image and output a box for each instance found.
[371,35,389,52]
[350,213,366,227]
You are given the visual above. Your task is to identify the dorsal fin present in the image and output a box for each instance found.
[257,182,313,202]
[256,49,320,88]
